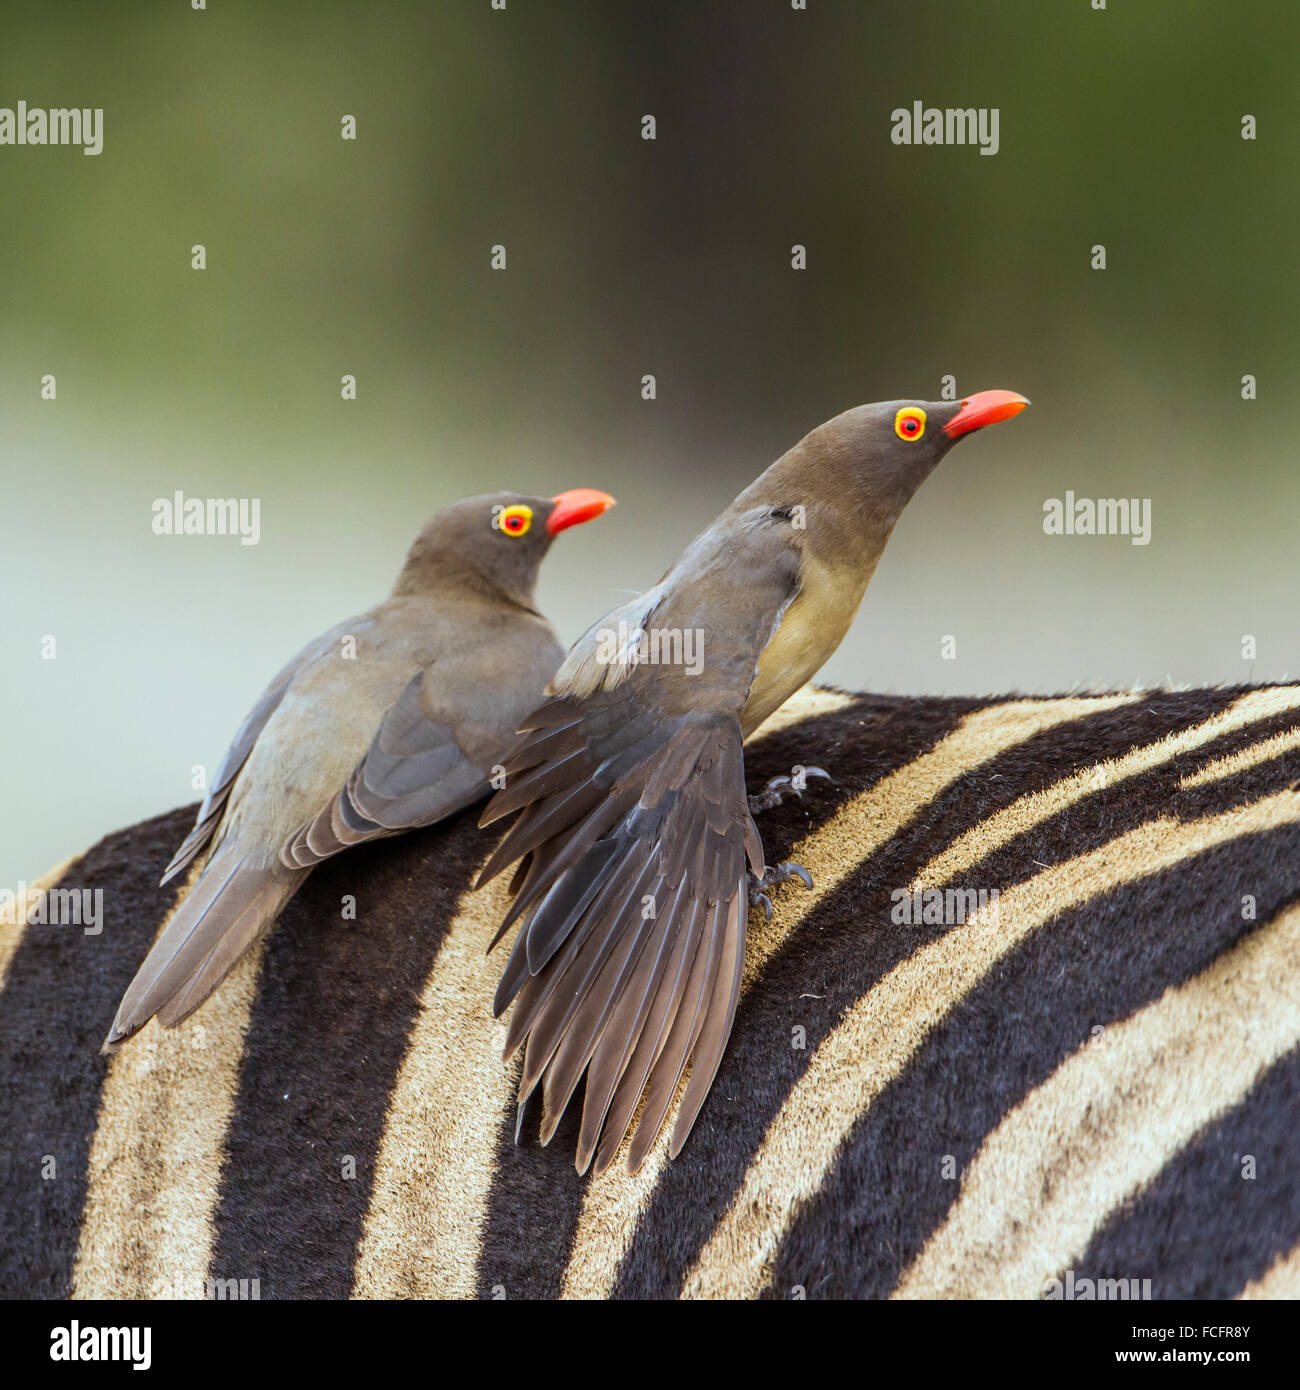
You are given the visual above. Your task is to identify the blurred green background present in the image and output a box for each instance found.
[3,0,1297,885]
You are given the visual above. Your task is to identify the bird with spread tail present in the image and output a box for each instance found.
[103,488,614,1052]
[476,392,1029,1174]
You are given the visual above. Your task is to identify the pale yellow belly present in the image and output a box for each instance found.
[740,558,870,736]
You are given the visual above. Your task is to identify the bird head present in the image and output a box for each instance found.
[393,488,615,603]
[837,389,1029,478]
[751,389,1029,539]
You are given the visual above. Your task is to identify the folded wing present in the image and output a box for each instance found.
[282,670,489,867]
[159,650,305,885]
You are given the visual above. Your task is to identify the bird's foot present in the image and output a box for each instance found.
[747,861,814,920]
[747,766,832,815]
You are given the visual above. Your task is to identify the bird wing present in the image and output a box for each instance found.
[280,668,491,867]
[113,608,559,1049]
[478,510,802,1173]
[281,619,565,868]
[158,645,311,885]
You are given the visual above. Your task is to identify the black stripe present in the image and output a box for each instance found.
[473,1084,589,1300]
[764,828,1300,1299]
[208,809,484,1298]
[0,807,191,1298]
[1079,1040,1300,1299]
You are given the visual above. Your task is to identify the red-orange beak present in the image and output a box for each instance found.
[547,488,616,535]
[943,389,1030,440]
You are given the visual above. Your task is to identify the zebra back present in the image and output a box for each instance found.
[3,684,1299,1299]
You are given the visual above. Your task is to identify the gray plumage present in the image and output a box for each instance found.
[104,488,613,1051]
[478,394,1029,1171]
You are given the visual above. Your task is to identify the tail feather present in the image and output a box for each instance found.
[102,851,306,1051]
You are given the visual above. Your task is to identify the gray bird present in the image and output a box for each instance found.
[476,392,1029,1173]
[103,488,614,1052]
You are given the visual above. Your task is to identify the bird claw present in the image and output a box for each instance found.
[746,766,833,815]
[747,861,813,917]
[777,861,814,891]
[764,861,813,891]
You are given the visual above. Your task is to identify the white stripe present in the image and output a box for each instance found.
[683,790,1300,1299]
[896,896,1300,1299]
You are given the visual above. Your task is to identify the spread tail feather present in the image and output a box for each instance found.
[481,703,761,1170]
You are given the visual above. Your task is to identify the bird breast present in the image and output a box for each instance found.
[740,550,873,736]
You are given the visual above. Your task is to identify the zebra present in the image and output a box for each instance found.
[2,682,1299,1300]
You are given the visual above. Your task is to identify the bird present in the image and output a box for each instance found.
[102,488,615,1052]
[475,392,1029,1174]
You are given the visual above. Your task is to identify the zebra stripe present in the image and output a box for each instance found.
[352,876,516,1298]
[897,893,1300,1298]
[3,684,1298,1300]
[73,863,264,1300]
[561,694,1136,1299]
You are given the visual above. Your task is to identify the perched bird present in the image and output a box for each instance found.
[477,392,1029,1173]
[103,488,615,1051]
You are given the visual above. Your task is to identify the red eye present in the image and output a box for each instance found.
[894,407,927,441]
[497,504,534,537]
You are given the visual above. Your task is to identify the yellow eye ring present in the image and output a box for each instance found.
[895,407,926,442]
[497,504,533,537]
